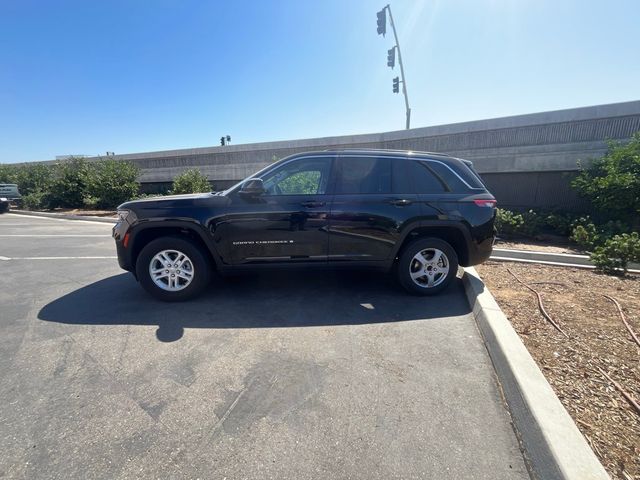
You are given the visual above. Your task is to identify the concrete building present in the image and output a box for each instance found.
[50,100,640,210]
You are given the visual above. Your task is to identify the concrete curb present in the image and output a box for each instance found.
[462,267,610,480]
[491,248,640,273]
[9,209,116,224]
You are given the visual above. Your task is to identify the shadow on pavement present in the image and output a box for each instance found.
[38,270,471,342]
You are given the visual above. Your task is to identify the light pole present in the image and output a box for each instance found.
[377,5,411,129]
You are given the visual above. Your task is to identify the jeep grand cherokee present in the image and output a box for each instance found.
[113,149,496,301]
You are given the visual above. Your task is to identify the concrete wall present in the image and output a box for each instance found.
[42,100,640,210]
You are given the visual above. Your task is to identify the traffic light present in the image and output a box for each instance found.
[387,47,395,68]
[376,8,386,36]
[392,77,400,93]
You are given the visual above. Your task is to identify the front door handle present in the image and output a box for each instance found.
[301,200,326,208]
[389,198,412,206]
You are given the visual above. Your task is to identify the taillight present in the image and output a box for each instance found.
[473,199,497,208]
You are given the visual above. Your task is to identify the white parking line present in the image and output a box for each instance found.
[0,256,117,260]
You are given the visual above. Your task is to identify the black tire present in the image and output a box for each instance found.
[136,236,212,302]
[397,237,458,296]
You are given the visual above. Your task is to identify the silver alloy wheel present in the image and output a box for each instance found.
[149,249,195,292]
[409,248,449,288]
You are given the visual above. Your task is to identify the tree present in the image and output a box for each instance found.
[171,169,210,194]
[572,132,640,225]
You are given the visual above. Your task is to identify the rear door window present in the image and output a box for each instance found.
[334,156,391,194]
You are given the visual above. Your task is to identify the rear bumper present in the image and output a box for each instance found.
[465,236,494,266]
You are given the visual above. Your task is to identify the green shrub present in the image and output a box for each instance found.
[591,232,640,275]
[21,190,49,210]
[570,222,599,250]
[0,164,18,184]
[572,132,640,225]
[569,216,632,251]
[544,212,577,236]
[47,158,91,208]
[0,163,54,198]
[86,159,140,208]
[171,169,210,194]
[2,157,140,210]
[495,209,524,236]
[519,210,544,236]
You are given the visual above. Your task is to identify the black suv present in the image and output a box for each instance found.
[113,149,496,301]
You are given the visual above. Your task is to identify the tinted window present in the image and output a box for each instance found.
[335,156,391,194]
[261,157,332,195]
[454,161,486,189]
[392,160,413,193]
[407,160,446,193]
[427,161,468,192]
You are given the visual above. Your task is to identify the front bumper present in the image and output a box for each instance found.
[112,212,136,272]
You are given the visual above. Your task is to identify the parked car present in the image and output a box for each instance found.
[0,183,21,200]
[113,149,497,301]
[0,197,9,213]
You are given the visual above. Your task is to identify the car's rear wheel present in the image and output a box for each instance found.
[397,237,458,295]
[136,236,212,301]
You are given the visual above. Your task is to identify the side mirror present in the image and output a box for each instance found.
[239,178,265,196]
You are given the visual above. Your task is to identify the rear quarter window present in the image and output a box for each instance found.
[454,161,486,189]
[405,160,446,194]
[427,161,480,192]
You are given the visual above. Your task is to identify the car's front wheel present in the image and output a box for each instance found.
[136,236,212,301]
[397,237,458,295]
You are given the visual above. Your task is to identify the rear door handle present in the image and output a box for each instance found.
[389,198,412,206]
[301,200,326,208]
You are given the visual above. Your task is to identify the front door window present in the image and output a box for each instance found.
[261,157,332,195]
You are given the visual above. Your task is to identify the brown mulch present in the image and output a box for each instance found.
[495,237,585,255]
[477,262,640,480]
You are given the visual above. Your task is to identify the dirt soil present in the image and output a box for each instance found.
[477,262,640,480]
[495,237,585,255]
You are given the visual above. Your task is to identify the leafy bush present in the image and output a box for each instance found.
[1,157,140,210]
[495,209,524,235]
[572,132,640,225]
[21,190,49,210]
[0,163,54,197]
[87,159,140,208]
[570,217,632,251]
[570,222,599,250]
[495,208,581,238]
[171,169,210,194]
[0,164,16,183]
[591,232,640,275]
[544,212,578,237]
[48,158,91,208]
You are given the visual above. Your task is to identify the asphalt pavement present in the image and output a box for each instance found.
[0,213,530,479]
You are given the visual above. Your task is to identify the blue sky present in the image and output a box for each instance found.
[1,0,638,163]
